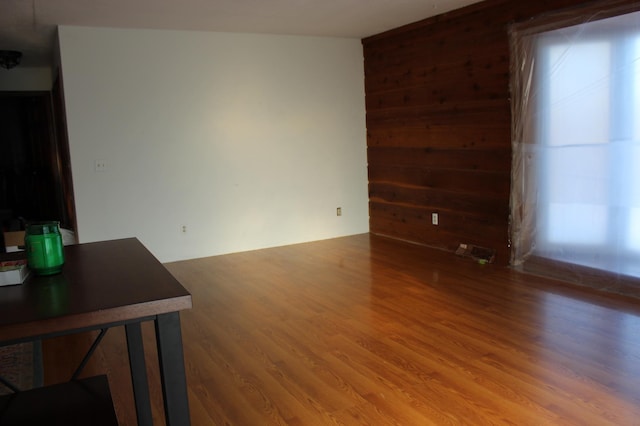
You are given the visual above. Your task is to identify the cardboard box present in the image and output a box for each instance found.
[3,231,25,248]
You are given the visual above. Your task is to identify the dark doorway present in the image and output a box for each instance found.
[0,81,76,235]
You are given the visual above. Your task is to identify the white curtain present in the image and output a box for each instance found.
[510,6,640,281]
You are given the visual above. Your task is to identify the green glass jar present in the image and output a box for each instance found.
[25,221,65,275]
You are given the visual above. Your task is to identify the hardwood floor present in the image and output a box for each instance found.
[43,234,640,425]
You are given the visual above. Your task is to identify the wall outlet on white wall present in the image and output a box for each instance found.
[94,160,107,172]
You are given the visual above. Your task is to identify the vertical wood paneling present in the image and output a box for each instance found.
[362,0,619,265]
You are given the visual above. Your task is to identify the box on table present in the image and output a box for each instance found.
[4,231,25,248]
[0,259,30,286]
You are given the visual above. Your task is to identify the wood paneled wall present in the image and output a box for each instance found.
[362,0,612,265]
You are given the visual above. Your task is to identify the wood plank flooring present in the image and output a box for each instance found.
[43,234,640,425]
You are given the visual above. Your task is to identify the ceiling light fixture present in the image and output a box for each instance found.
[0,50,23,70]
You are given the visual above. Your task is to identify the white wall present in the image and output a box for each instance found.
[57,26,369,262]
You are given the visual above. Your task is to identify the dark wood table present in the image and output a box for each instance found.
[0,238,192,425]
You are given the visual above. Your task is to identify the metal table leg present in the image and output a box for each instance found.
[155,312,190,426]
[125,322,153,426]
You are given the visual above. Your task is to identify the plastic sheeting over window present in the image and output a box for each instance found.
[509,2,640,294]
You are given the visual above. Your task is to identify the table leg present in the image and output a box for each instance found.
[125,322,153,426]
[155,312,191,426]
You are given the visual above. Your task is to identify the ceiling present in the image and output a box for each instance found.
[0,0,483,68]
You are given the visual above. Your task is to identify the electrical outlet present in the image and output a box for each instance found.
[337,207,342,216]
[432,213,439,225]
[94,160,107,172]
[181,225,187,233]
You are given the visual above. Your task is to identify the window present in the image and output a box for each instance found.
[510,6,640,282]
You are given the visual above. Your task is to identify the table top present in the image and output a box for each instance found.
[0,238,192,343]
